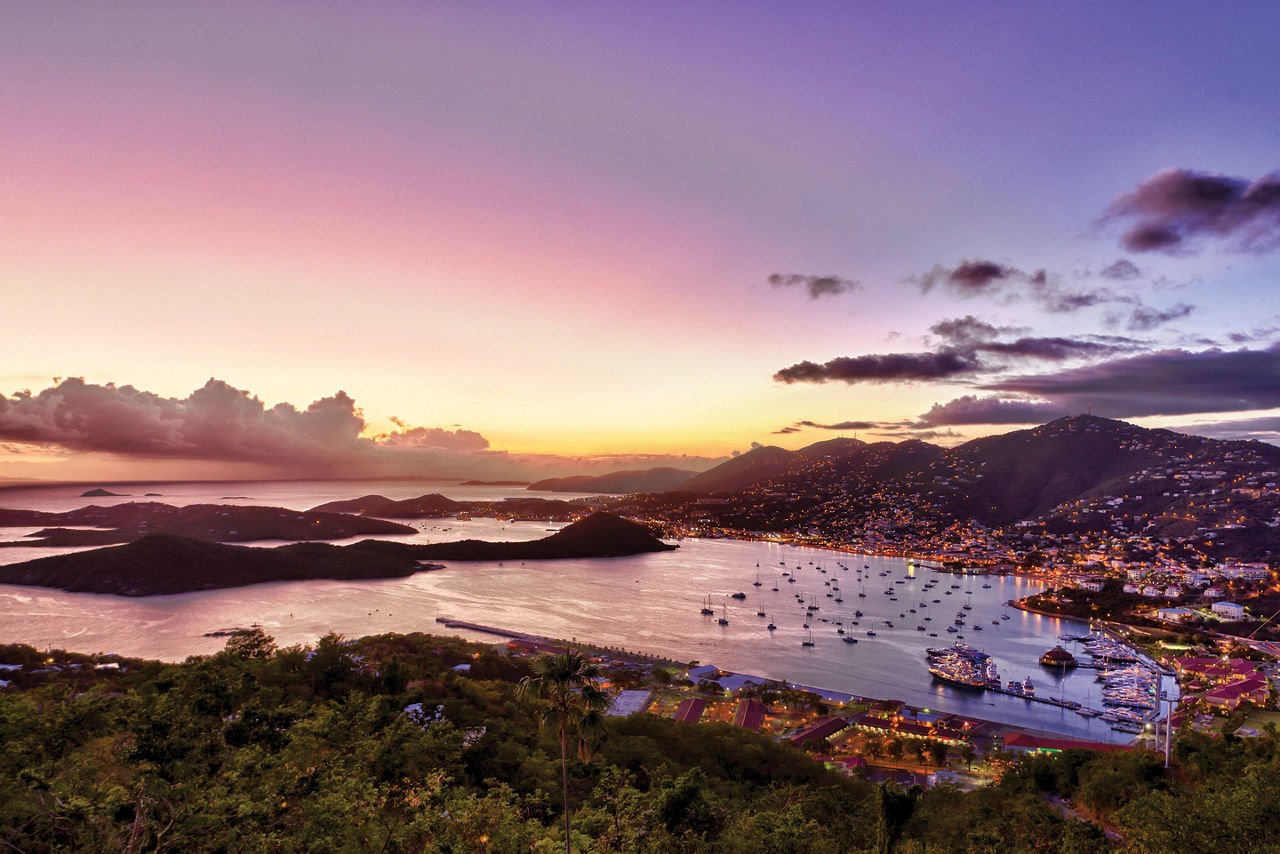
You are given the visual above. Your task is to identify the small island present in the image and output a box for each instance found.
[0,502,416,547]
[0,512,675,595]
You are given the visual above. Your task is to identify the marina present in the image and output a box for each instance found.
[0,479,1149,742]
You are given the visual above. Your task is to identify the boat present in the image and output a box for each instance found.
[700,595,715,616]
[801,628,815,647]
[752,574,762,587]
[866,629,877,637]
[843,636,857,644]
[718,603,729,626]
[1039,645,1078,668]
[927,643,995,690]
[730,591,747,600]
[767,617,776,631]
[1022,677,1035,696]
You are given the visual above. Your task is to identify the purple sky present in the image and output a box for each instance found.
[2,2,1279,480]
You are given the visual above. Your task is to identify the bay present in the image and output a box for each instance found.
[0,479,1137,741]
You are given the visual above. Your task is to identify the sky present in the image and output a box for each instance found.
[3,1,1280,483]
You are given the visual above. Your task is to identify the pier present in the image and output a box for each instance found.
[434,617,681,666]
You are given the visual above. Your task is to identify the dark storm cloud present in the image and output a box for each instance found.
[1104,167,1280,254]
[769,272,861,299]
[915,395,1067,427]
[983,344,1280,417]
[773,350,984,384]
[1125,302,1195,332]
[1100,259,1142,281]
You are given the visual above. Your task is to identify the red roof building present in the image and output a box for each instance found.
[733,698,764,731]
[1203,676,1269,712]
[788,716,849,745]
[672,698,706,724]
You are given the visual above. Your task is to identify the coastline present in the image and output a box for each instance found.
[441,616,1138,750]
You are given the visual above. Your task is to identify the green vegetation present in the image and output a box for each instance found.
[4,631,1280,851]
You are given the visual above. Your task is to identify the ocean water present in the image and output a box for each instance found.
[0,479,1142,741]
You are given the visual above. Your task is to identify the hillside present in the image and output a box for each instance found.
[681,445,802,492]
[527,466,698,494]
[628,416,1280,560]
[0,512,674,595]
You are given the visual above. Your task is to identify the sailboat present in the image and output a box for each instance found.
[700,594,715,615]
[801,628,815,647]
[753,573,763,587]
[718,603,729,626]
[767,616,776,631]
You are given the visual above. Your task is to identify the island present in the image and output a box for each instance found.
[0,502,417,547]
[0,512,675,595]
[80,488,126,497]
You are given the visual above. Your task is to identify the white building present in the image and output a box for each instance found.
[1212,601,1245,620]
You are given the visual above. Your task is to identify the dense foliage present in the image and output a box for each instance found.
[3,631,1280,851]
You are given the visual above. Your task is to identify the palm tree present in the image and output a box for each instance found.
[517,649,610,853]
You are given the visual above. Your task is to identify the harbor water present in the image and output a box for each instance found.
[0,480,1137,741]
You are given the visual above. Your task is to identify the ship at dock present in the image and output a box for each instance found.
[926,643,998,691]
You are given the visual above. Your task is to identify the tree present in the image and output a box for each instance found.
[517,649,610,853]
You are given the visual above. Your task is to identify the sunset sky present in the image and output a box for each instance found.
[3,2,1279,482]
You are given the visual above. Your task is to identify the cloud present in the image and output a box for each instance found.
[1100,259,1141,281]
[1125,302,1195,332]
[915,395,1067,427]
[774,350,984,384]
[913,260,1018,296]
[771,426,802,434]
[914,260,1129,315]
[1172,415,1280,445]
[798,419,879,431]
[0,378,724,480]
[1103,167,1280,254]
[930,316,1016,345]
[1227,324,1280,344]
[774,331,1137,387]
[378,417,490,452]
[976,336,1133,361]
[0,378,366,463]
[769,272,860,299]
[981,343,1280,418]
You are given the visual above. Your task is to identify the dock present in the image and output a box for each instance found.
[434,617,531,640]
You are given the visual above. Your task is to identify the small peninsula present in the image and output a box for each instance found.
[0,512,675,595]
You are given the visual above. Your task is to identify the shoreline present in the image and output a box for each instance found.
[438,616,1139,749]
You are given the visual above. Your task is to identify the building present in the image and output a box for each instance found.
[788,716,849,746]
[1211,601,1245,620]
[1156,607,1198,624]
[1203,676,1269,713]
[733,698,764,731]
[671,698,706,723]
